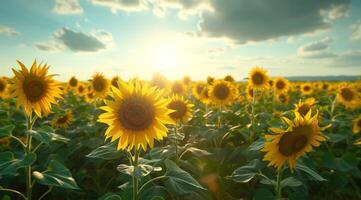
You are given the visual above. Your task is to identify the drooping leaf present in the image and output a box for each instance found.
[29,125,69,144]
[33,160,80,190]
[0,151,36,177]
[182,147,211,158]
[296,163,326,181]
[117,164,155,179]
[164,159,206,195]
[227,159,263,183]
[86,142,124,160]
[280,177,302,188]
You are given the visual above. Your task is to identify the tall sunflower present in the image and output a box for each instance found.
[294,98,317,117]
[248,67,269,89]
[98,79,174,151]
[262,112,330,170]
[167,95,193,123]
[209,80,238,106]
[274,77,289,93]
[300,83,313,95]
[277,93,289,104]
[91,73,110,99]
[51,111,73,129]
[353,114,361,134]
[11,60,62,117]
[0,77,9,98]
[192,82,206,101]
[336,84,360,109]
[68,76,78,88]
[77,83,86,96]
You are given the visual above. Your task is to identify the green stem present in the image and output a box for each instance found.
[10,135,26,148]
[132,148,140,200]
[0,188,27,200]
[275,168,283,200]
[249,88,257,144]
[217,106,222,128]
[138,175,167,195]
[25,113,37,200]
[205,104,208,125]
[174,123,179,163]
[38,186,53,200]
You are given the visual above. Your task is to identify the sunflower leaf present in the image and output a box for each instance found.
[296,163,326,181]
[227,159,263,183]
[86,142,124,160]
[280,177,302,188]
[0,151,36,177]
[0,125,15,138]
[117,164,156,179]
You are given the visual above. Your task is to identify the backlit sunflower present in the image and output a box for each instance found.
[224,75,235,82]
[200,86,211,105]
[209,80,238,106]
[0,77,9,98]
[11,60,62,117]
[85,92,95,103]
[111,76,120,87]
[150,72,169,91]
[294,98,317,117]
[277,93,289,104]
[91,73,110,99]
[170,81,186,96]
[336,84,360,109]
[192,82,206,101]
[353,114,361,134]
[68,76,78,88]
[274,77,289,93]
[98,79,174,151]
[262,111,330,170]
[167,95,193,123]
[246,84,254,100]
[182,76,192,87]
[51,111,73,129]
[300,83,313,95]
[249,67,269,89]
[77,83,86,96]
[207,76,215,85]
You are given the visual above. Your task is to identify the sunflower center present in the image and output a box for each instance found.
[276,81,285,90]
[23,78,47,102]
[357,119,361,128]
[340,88,354,101]
[93,78,105,92]
[0,81,5,92]
[78,86,84,93]
[111,78,118,87]
[168,100,187,120]
[213,84,230,100]
[304,86,311,91]
[278,94,287,103]
[252,72,264,85]
[57,115,68,124]
[278,126,311,156]
[119,97,155,131]
[322,84,328,90]
[69,78,78,87]
[298,104,310,116]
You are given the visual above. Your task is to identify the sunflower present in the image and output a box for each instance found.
[249,67,269,89]
[336,84,360,109]
[170,81,186,96]
[111,76,120,87]
[200,85,211,105]
[268,79,274,88]
[262,112,330,170]
[98,79,174,151]
[277,93,289,104]
[182,75,192,87]
[51,111,73,129]
[274,77,289,93]
[300,83,313,95]
[246,84,254,100]
[168,95,193,123]
[11,60,62,117]
[224,75,235,82]
[91,73,110,99]
[150,73,169,91]
[294,98,317,117]
[192,82,206,101]
[85,92,95,103]
[77,83,86,96]
[207,76,215,85]
[68,76,78,88]
[209,80,238,106]
[352,115,361,134]
[0,77,9,98]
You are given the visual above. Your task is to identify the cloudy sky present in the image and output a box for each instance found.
[0,0,361,81]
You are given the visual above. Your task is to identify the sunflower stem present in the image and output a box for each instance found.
[275,168,283,200]
[217,106,222,128]
[174,123,179,163]
[132,148,140,200]
[25,112,36,200]
[205,104,208,125]
[249,88,257,144]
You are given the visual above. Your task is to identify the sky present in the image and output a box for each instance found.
[0,0,361,81]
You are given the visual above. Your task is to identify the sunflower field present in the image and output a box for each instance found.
[1,61,361,200]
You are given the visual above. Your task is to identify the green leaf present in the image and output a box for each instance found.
[97,193,122,200]
[164,159,206,195]
[280,177,302,189]
[248,138,265,152]
[86,142,123,160]
[0,125,15,138]
[33,160,80,190]
[0,151,36,177]
[183,147,211,158]
[140,186,168,200]
[29,125,69,144]
[117,164,155,179]
[296,163,326,181]
[227,159,263,183]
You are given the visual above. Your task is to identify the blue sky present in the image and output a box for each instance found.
[0,0,361,81]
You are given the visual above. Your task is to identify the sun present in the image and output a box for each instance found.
[150,42,186,73]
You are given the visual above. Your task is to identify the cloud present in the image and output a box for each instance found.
[198,0,350,44]
[298,37,335,59]
[351,20,361,40]
[330,51,361,67]
[0,25,20,36]
[89,0,147,13]
[208,47,224,54]
[53,0,83,15]
[34,41,65,52]
[150,0,210,19]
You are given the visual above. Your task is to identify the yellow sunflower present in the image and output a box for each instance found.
[192,82,206,101]
[277,93,289,104]
[98,79,174,151]
[246,84,255,100]
[224,75,235,82]
[11,60,62,117]
[91,73,110,99]
[300,83,313,95]
[200,85,211,105]
[111,76,120,87]
[170,81,186,96]
[76,83,87,96]
[207,76,215,85]
[0,77,9,98]
[336,84,360,109]
[209,80,238,106]
[353,115,361,134]
[167,95,193,123]
[294,98,317,117]
[182,75,192,87]
[68,76,78,88]
[85,92,94,103]
[51,111,73,129]
[262,111,330,171]
[249,67,269,89]
[150,72,170,91]
[268,79,274,88]
[274,77,289,93]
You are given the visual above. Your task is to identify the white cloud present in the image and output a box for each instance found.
[53,0,83,15]
[0,25,20,36]
[297,37,335,59]
[89,0,147,13]
[351,20,361,40]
